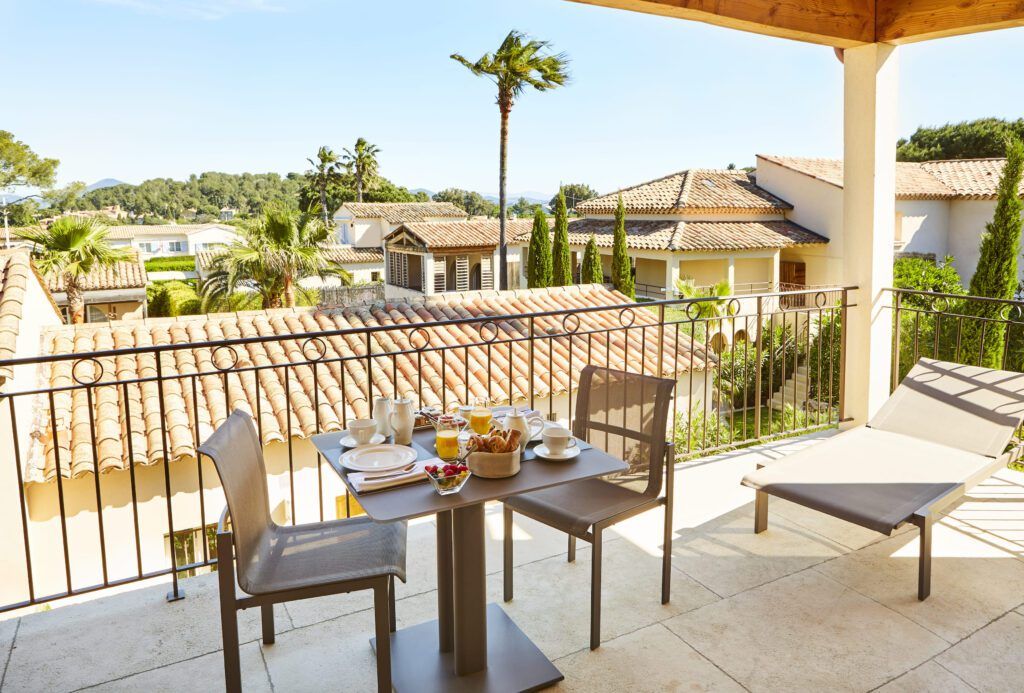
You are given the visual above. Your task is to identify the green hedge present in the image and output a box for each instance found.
[145,256,196,272]
[147,280,202,317]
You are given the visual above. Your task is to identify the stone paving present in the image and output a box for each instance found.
[3,431,1024,692]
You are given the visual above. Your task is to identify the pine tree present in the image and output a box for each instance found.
[526,208,552,288]
[551,189,572,285]
[581,234,603,284]
[961,136,1024,367]
[610,195,634,299]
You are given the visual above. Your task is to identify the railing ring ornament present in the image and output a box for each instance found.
[72,357,105,386]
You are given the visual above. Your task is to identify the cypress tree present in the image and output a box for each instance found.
[610,194,634,299]
[551,188,572,286]
[581,234,603,283]
[526,208,552,288]
[961,136,1024,367]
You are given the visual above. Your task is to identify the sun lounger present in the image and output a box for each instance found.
[742,358,1024,600]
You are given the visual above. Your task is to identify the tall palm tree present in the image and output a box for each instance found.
[452,30,569,290]
[202,205,346,309]
[341,138,380,203]
[20,217,131,324]
[305,146,344,228]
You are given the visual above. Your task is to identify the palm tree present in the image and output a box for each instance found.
[341,138,380,202]
[452,30,569,290]
[305,146,344,228]
[201,205,346,309]
[20,217,131,324]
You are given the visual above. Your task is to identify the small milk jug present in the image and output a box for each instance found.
[390,398,415,445]
[373,397,392,438]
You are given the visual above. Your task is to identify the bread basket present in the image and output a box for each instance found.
[467,450,521,479]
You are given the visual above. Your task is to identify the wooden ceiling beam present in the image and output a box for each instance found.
[567,0,875,47]
[876,0,1024,43]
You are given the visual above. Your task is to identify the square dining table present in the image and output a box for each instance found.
[311,427,627,692]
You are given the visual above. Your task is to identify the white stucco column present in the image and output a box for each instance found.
[842,43,899,426]
[770,251,780,288]
[664,254,680,296]
[726,256,736,290]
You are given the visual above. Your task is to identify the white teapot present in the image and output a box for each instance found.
[389,398,416,445]
[504,409,545,452]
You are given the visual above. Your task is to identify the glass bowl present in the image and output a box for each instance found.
[427,467,472,495]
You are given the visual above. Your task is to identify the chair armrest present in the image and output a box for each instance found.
[217,505,231,535]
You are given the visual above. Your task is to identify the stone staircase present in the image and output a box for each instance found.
[769,365,810,411]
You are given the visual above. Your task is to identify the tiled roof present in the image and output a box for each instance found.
[919,159,1024,198]
[196,245,384,273]
[758,155,1024,199]
[341,202,467,224]
[26,284,709,483]
[0,251,32,381]
[394,219,541,249]
[44,255,148,293]
[519,218,827,252]
[103,223,237,240]
[576,170,793,215]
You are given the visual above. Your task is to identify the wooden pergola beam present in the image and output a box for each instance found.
[567,0,874,47]
[570,0,1024,46]
[876,0,1024,43]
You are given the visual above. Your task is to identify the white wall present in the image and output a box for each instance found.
[186,226,239,254]
[947,199,1014,286]
[894,199,950,258]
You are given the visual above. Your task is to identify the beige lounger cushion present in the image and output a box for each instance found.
[869,358,1024,458]
[741,427,993,534]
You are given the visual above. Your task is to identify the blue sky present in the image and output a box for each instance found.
[4,0,1024,197]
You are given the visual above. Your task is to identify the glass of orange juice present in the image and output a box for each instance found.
[435,418,461,461]
[469,398,493,435]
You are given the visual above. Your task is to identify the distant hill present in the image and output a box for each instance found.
[411,188,435,198]
[483,191,551,206]
[86,178,127,192]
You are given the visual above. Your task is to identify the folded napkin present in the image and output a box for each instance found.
[349,457,437,493]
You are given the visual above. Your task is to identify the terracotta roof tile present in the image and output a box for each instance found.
[576,170,792,215]
[0,250,32,380]
[44,255,148,293]
[758,155,1024,200]
[25,285,709,483]
[394,219,540,249]
[102,223,237,240]
[342,202,467,224]
[520,218,827,252]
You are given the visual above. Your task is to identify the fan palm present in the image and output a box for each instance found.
[340,138,380,202]
[452,30,569,290]
[305,146,344,228]
[20,217,131,324]
[201,205,347,309]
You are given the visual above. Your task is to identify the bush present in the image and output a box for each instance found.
[145,255,196,272]
[147,280,202,317]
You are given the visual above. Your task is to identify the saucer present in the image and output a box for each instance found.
[533,444,581,461]
[340,432,386,448]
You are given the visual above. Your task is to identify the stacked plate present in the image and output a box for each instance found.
[340,445,417,473]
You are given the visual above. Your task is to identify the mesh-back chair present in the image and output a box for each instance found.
[200,410,407,692]
[502,366,676,650]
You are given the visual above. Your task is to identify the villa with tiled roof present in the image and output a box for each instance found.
[334,201,469,249]
[755,155,1024,286]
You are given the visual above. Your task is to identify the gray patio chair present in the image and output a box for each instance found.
[199,410,407,693]
[743,358,1024,600]
[502,365,676,650]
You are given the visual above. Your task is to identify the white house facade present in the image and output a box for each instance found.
[333,202,467,248]
[105,223,239,259]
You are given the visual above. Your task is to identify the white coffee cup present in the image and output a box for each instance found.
[542,426,577,456]
[347,419,377,446]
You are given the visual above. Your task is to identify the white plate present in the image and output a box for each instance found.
[533,444,581,461]
[340,432,386,448]
[341,444,417,472]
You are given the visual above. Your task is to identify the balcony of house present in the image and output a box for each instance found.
[0,285,1022,691]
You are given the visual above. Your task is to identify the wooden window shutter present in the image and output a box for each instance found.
[456,255,469,292]
[434,256,447,293]
[481,255,493,290]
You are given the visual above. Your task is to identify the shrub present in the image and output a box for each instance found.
[145,255,196,272]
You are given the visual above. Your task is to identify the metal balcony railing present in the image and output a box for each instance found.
[0,286,854,614]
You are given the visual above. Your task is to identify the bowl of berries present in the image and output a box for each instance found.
[425,462,471,495]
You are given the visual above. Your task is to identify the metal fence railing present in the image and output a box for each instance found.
[0,286,853,613]
[888,288,1024,389]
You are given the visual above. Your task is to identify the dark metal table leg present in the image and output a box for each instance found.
[452,503,487,676]
[437,509,454,652]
